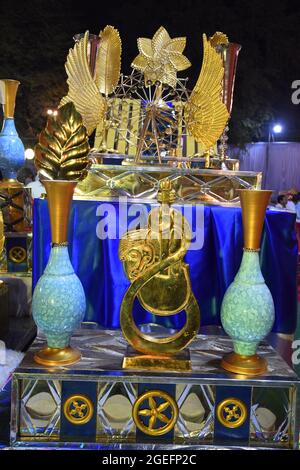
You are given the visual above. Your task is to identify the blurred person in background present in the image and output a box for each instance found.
[286,189,297,212]
[275,194,288,209]
[16,166,44,199]
[16,166,35,186]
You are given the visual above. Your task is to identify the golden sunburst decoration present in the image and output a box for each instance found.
[131,26,191,88]
[209,31,229,48]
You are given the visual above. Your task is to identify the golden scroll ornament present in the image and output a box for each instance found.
[119,180,200,369]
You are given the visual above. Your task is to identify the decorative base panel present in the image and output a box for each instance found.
[0,181,32,232]
[10,329,300,449]
[75,163,262,205]
[0,232,32,273]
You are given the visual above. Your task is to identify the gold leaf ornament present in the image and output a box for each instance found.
[35,102,90,181]
[185,34,229,151]
[96,25,122,96]
[60,31,106,135]
[131,26,191,88]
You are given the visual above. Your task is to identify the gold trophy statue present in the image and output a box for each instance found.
[60,25,260,205]
[119,180,200,371]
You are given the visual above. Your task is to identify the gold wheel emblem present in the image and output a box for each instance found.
[9,246,27,263]
[216,397,247,429]
[133,390,178,436]
[63,394,94,425]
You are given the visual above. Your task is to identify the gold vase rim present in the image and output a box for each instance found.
[0,178,23,185]
[237,189,273,193]
[0,78,20,84]
[43,179,78,184]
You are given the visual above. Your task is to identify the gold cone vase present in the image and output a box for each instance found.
[239,189,273,251]
[221,189,275,376]
[0,79,25,178]
[44,180,77,244]
[0,79,20,118]
[32,181,86,366]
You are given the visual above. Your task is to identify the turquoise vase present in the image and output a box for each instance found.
[0,80,25,178]
[32,245,86,349]
[32,180,86,366]
[220,189,275,375]
[221,250,275,355]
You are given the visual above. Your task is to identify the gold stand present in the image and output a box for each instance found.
[221,352,267,376]
[34,346,81,367]
[123,347,191,372]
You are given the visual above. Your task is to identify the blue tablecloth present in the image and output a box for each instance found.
[33,199,298,334]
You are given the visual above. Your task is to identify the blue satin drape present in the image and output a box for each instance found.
[32,199,298,334]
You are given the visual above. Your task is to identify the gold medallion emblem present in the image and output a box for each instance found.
[216,397,247,428]
[8,246,27,263]
[133,390,178,436]
[63,394,94,425]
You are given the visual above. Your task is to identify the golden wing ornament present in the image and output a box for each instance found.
[185,34,229,151]
[95,25,122,96]
[60,31,106,135]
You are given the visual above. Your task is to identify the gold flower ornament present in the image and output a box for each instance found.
[131,26,191,88]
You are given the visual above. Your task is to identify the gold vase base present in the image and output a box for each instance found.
[122,347,191,372]
[221,352,267,376]
[34,346,81,367]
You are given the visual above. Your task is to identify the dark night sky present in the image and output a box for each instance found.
[1,0,300,143]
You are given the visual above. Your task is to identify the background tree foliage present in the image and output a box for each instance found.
[0,0,82,146]
[0,0,299,147]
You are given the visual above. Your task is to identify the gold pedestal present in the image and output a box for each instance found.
[34,346,81,367]
[122,347,191,372]
[221,352,267,376]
